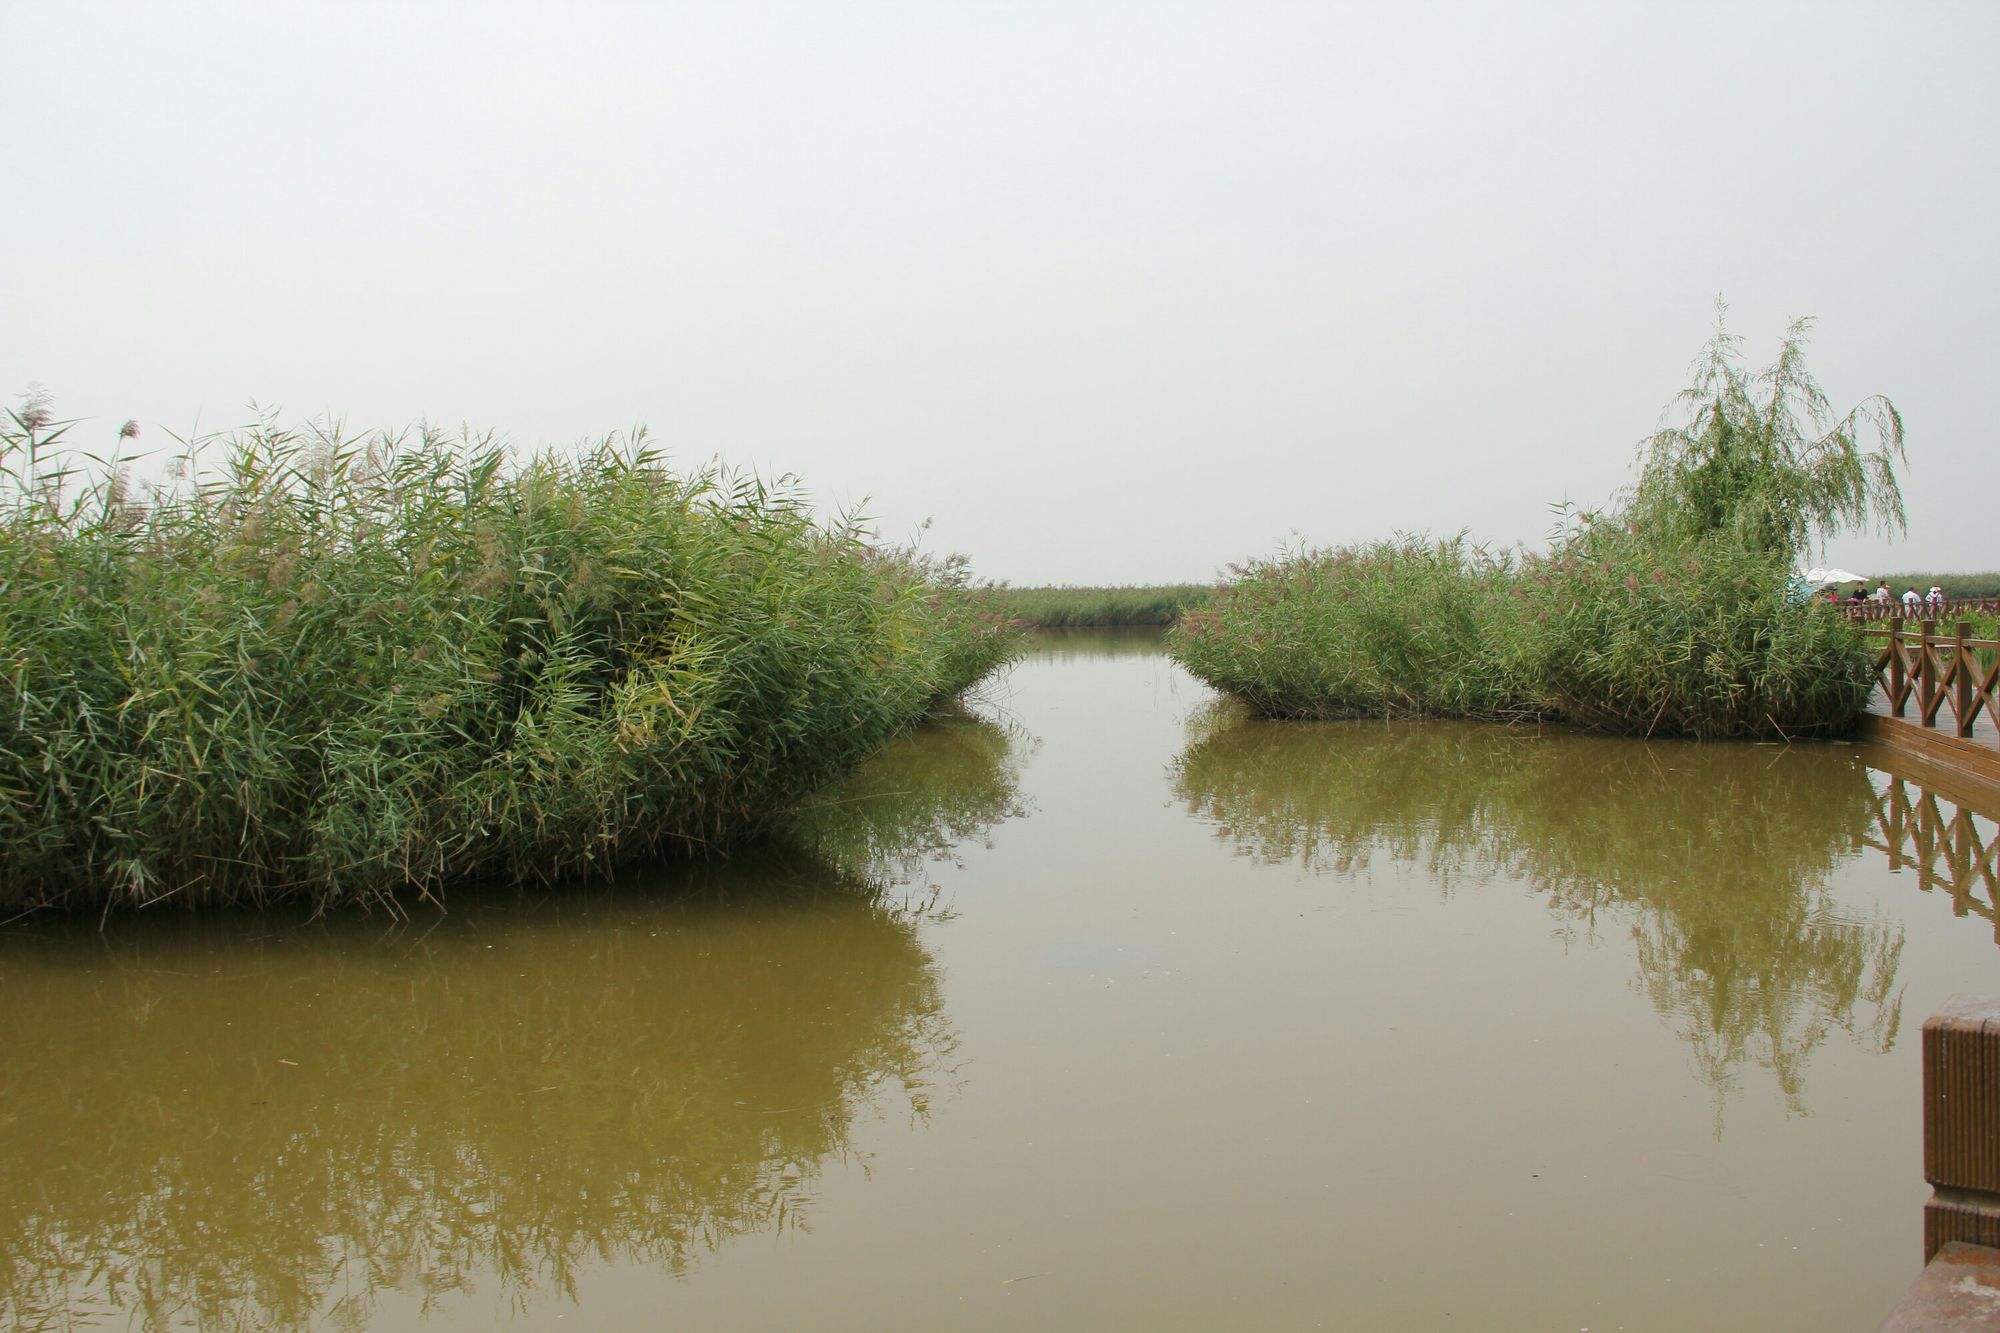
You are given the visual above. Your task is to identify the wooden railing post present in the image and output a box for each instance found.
[1922,996,2000,1261]
[1890,997,2000,1332]
[1956,622,1976,738]
[1891,618,1908,716]
[1919,620,1938,726]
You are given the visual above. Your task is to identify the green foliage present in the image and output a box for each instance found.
[996,584,1211,627]
[1170,525,1871,742]
[1516,523,1871,739]
[0,402,1017,912]
[1169,311,1898,739]
[1169,537,1531,720]
[1632,305,1905,560]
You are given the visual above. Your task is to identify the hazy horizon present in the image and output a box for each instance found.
[5,1,1995,583]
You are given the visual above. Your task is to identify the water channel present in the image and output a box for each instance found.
[3,630,1997,1330]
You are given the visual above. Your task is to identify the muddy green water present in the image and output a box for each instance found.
[3,630,1997,1330]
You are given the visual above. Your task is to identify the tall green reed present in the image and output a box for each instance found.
[1171,535,1533,720]
[1169,311,1895,739]
[0,400,1015,912]
[1514,519,1869,739]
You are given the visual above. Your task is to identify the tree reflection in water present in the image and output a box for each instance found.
[0,712,1022,1330]
[1173,706,1907,1116]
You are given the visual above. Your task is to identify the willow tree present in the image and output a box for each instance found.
[1631,304,1907,560]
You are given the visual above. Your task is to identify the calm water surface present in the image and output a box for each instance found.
[4,631,1997,1330]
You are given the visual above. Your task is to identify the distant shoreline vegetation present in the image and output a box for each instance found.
[1169,309,1913,740]
[1002,574,1997,633]
[998,584,1211,628]
[1862,572,2000,599]
[1001,572,1996,632]
[0,397,1017,914]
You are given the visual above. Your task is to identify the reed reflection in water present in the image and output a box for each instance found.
[785,707,1031,892]
[1173,708,1908,1112]
[0,712,1024,1331]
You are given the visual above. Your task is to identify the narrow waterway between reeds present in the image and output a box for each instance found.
[4,630,1997,1330]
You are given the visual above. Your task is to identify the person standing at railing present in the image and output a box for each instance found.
[1902,587,1923,611]
[1927,585,1946,608]
[1874,582,1893,604]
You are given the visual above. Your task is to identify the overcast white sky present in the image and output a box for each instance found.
[4,1,1995,582]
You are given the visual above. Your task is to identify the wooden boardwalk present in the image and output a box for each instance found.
[1870,683,2000,742]
[1859,620,2000,805]
[1859,707,2000,808]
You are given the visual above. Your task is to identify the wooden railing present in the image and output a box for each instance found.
[1861,619,2000,747]
[1842,597,2000,623]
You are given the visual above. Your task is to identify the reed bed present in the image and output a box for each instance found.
[1173,523,1872,740]
[1516,524,1871,739]
[1171,313,1893,740]
[0,404,1016,913]
[1170,537,1529,720]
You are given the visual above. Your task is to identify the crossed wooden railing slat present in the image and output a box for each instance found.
[1863,619,2000,745]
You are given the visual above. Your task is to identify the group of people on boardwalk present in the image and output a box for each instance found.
[1831,583,1947,609]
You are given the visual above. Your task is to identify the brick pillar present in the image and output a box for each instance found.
[1923,996,2000,1260]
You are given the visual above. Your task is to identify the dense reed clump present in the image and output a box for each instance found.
[1510,308,1898,738]
[997,583,1211,628]
[1514,522,1872,739]
[1170,310,1901,739]
[1171,536,1531,720]
[0,401,1016,913]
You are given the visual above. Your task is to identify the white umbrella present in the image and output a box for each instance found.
[1803,567,1868,587]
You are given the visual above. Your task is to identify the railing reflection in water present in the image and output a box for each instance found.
[1868,770,2000,943]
